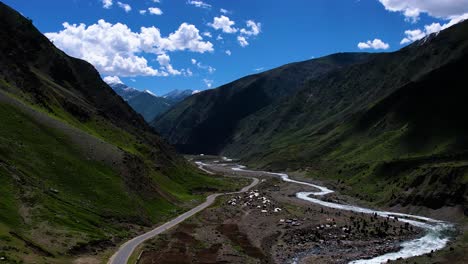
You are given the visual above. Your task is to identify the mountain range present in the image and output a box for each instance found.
[154,20,468,212]
[109,82,195,122]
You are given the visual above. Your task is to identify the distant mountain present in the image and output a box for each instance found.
[0,3,228,263]
[153,20,468,211]
[108,83,197,122]
[108,82,142,100]
[108,82,174,121]
[163,89,198,103]
[128,92,173,122]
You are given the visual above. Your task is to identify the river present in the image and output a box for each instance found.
[227,164,454,264]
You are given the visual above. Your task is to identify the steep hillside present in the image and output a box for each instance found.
[0,3,234,263]
[153,20,468,212]
[127,92,173,122]
[153,53,372,153]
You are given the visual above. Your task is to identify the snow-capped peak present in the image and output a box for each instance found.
[144,90,157,97]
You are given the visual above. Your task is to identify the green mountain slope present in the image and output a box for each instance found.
[152,53,372,153]
[153,20,468,212]
[0,3,233,263]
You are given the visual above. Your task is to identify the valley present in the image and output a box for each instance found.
[0,1,467,264]
[135,157,465,264]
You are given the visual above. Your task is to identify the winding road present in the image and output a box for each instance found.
[107,167,259,264]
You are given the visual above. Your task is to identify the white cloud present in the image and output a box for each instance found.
[203,79,214,88]
[237,36,249,47]
[117,2,131,12]
[379,0,468,22]
[240,20,261,36]
[46,20,213,77]
[187,0,211,9]
[139,10,147,15]
[102,0,112,9]
[152,0,160,2]
[191,59,215,73]
[202,31,212,38]
[148,7,163,15]
[225,50,231,56]
[209,15,238,33]
[254,67,264,72]
[220,8,229,14]
[357,38,390,50]
[163,23,214,52]
[216,35,223,40]
[157,54,181,75]
[400,13,468,44]
[103,75,122,84]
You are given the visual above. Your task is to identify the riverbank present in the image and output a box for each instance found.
[137,159,437,263]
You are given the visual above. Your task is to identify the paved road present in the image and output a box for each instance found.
[108,166,259,264]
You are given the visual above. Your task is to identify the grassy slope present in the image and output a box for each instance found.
[0,3,239,263]
[0,76,238,264]
[241,53,468,214]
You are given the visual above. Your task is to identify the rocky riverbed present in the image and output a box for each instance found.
[138,161,422,264]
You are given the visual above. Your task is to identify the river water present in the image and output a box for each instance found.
[227,164,454,264]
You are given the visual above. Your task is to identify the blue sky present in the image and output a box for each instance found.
[3,0,468,95]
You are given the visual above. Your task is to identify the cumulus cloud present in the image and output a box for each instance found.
[187,0,211,9]
[379,0,468,22]
[203,32,212,38]
[139,10,147,15]
[157,54,181,75]
[103,76,122,84]
[225,50,231,56]
[237,36,249,47]
[117,2,131,12]
[357,38,390,50]
[400,13,468,44]
[45,20,213,77]
[148,7,163,15]
[209,15,238,33]
[203,79,214,88]
[240,20,261,36]
[102,0,112,9]
[220,8,229,14]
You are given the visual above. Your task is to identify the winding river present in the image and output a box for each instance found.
[225,164,454,264]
